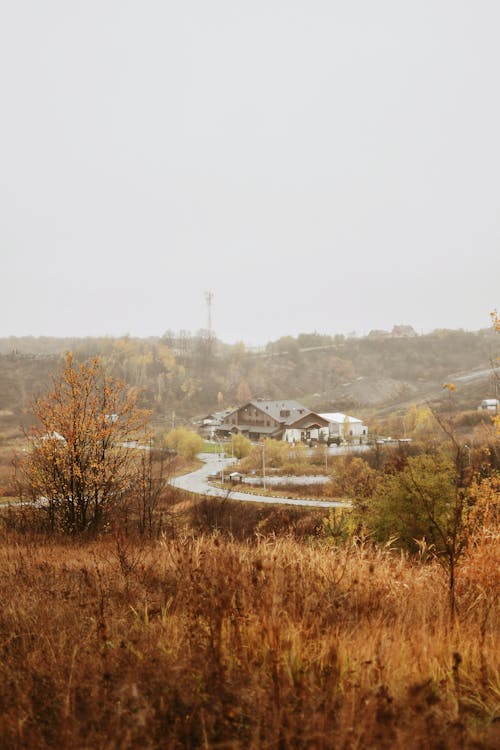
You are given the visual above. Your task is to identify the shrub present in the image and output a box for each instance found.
[163,427,204,460]
[231,433,252,459]
[325,455,379,500]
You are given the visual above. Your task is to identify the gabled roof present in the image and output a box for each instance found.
[286,413,330,429]
[319,412,363,425]
[202,409,233,423]
[244,400,312,425]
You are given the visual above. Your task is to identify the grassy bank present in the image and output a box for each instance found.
[0,527,498,749]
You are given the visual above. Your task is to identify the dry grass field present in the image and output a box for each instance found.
[0,519,498,749]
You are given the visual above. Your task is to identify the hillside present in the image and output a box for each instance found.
[0,328,498,428]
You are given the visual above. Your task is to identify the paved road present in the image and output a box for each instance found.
[170,454,350,509]
[451,367,494,384]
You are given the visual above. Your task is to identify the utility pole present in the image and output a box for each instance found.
[261,440,266,490]
[205,290,214,358]
[205,290,213,339]
[215,435,225,484]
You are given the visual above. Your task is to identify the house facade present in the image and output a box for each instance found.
[215,400,368,444]
[200,409,233,438]
[220,400,329,442]
[281,412,331,443]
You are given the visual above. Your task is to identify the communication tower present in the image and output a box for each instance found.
[205,290,214,340]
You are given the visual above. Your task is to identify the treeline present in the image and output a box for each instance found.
[0,327,497,420]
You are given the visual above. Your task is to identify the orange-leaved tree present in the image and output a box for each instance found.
[492,310,500,427]
[16,353,151,533]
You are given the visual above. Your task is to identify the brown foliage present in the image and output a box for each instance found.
[14,354,150,533]
[324,455,379,499]
[0,529,498,749]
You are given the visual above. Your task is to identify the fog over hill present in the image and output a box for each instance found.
[0,328,498,425]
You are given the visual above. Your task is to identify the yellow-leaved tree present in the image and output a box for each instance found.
[162,427,204,461]
[16,353,151,533]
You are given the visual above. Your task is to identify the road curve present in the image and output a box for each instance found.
[170,454,350,509]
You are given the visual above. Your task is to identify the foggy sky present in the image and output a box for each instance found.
[1,1,499,345]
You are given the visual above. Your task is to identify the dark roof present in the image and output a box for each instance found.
[245,400,311,425]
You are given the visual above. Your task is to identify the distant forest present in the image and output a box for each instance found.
[0,328,498,424]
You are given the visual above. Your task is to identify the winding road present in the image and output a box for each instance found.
[170,453,350,509]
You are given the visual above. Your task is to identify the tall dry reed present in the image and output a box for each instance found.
[0,529,498,749]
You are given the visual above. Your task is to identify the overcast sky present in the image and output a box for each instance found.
[1,1,499,345]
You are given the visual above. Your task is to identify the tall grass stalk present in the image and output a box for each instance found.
[0,530,497,748]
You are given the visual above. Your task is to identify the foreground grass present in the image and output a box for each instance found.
[0,529,498,749]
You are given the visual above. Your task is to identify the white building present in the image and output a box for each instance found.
[318,412,368,442]
[478,399,499,414]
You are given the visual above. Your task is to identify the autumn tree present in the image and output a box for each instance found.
[468,473,500,539]
[327,456,378,501]
[366,454,457,550]
[236,379,252,404]
[364,448,471,616]
[239,438,299,472]
[402,404,438,439]
[16,353,150,533]
[162,427,204,461]
[492,310,500,431]
[231,433,252,459]
[128,446,173,537]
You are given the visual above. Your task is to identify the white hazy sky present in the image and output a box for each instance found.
[1,1,499,344]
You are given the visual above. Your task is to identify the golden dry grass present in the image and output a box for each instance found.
[0,528,498,749]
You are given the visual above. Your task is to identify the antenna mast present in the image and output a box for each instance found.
[205,290,214,340]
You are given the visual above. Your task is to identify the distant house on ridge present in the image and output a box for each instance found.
[478,399,499,414]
